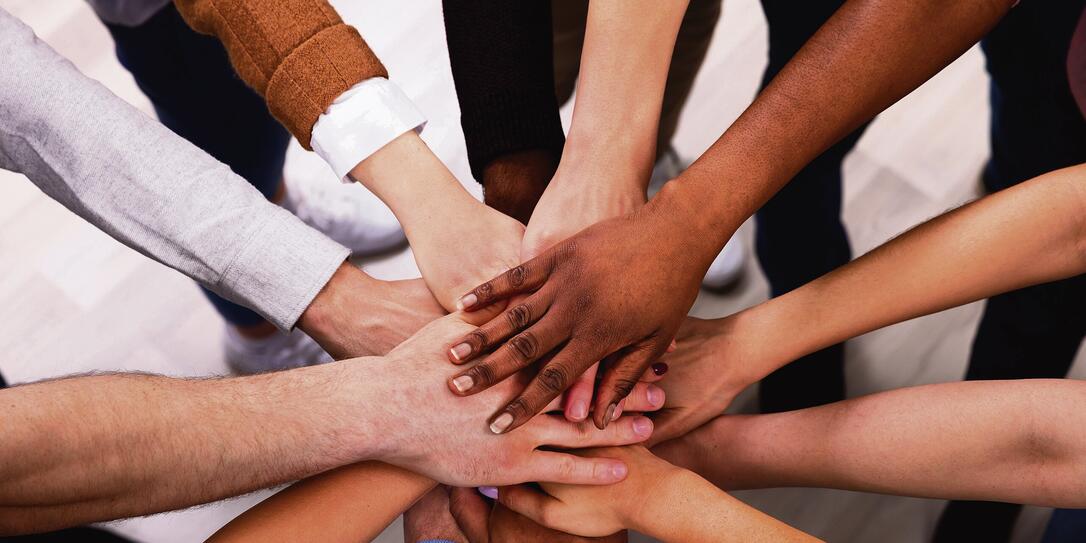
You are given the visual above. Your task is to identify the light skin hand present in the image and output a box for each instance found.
[378,314,660,487]
[348,132,524,323]
[297,261,446,358]
[495,446,816,542]
[448,486,627,543]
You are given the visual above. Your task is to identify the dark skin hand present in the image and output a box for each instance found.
[445,0,1016,435]
[446,191,715,434]
[448,486,627,543]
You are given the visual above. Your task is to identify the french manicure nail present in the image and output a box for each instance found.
[570,400,588,421]
[603,403,616,427]
[452,375,474,393]
[457,293,478,311]
[490,412,514,434]
[646,385,664,407]
[633,417,653,437]
[478,486,498,499]
[450,343,472,361]
[652,362,669,376]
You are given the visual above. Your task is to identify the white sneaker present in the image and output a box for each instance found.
[650,147,747,291]
[283,159,406,256]
[223,326,332,375]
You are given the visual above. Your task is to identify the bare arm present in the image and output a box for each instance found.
[652,165,1086,443]
[208,463,434,543]
[660,380,1086,508]
[0,362,392,534]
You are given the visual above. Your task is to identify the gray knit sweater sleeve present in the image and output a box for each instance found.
[0,8,350,330]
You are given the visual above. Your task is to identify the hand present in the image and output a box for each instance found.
[493,446,683,538]
[520,162,648,422]
[648,316,755,446]
[296,263,446,359]
[376,314,664,487]
[448,487,626,543]
[403,485,469,543]
[446,192,716,434]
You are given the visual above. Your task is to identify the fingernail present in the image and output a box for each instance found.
[490,412,514,434]
[569,400,588,421]
[457,293,478,311]
[612,404,622,421]
[652,362,669,376]
[603,403,616,426]
[450,343,472,362]
[646,385,664,407]
[611,462,628,480]
[633,417,653,437]
[452,375,474,393]
[478,486,498,499]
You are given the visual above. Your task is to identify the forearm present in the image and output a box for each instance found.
[633,470,815,542]
[728,166,1086,380]
[674,380,1086,507]
[0,363,392,534]
[0,9,348,331]
[210,463,434,543]
[561,0,690,183]
[663,0,1015,251]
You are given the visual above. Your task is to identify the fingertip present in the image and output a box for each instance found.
[632,416,654,439]
[478,486,498,500]
[489,412,514,434]
[565,399,589,422]
[457,292,479,311]
[646,384,665,408]
[606,461,628,482]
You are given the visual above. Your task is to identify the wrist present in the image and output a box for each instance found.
[560,130,655,190]
[297,262,383,354]
[481,149,556,224]
[625,469,707,537]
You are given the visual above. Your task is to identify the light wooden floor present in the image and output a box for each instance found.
[0,1,1082,542]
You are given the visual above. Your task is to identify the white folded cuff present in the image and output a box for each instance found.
[311,77,427,183]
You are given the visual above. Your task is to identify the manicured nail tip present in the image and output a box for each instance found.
[450,343,472,362]
[478,486,498,499]
[603,403,617,426]
[652,362,669,376]
[490,412,514,434]
[458,293,478,310]
[633,417,653,437]
[611,405,622,421]
[569,400,588,421]
[452,375,474,393]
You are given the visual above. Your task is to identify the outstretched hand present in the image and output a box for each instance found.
[444,196,711,434]
[377,314,664,487]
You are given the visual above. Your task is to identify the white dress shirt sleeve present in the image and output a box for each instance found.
[310,77,427,183]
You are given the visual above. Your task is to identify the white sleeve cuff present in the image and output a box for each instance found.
[310,77,427,183]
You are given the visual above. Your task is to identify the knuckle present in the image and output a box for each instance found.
[508,265,528,287]
[572,292,594,313]
[467,330,489,351]
[505,397,532,420]
[475,281,494,303]
[508,332,539,362]
[612,376,639,399]
[538,365,571,395]
[469,362,497,387]
[505,303,533,329]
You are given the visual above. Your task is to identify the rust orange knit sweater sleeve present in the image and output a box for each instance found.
[174,0,388,149]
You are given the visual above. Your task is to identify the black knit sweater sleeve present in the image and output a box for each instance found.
[441,0,566,184]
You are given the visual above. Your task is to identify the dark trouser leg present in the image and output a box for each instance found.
[934,1,1086,541]
[103,5,290,328]
[755,0,867,413]
[1042,509,1086,543]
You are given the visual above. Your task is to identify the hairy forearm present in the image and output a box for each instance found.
[209,463,434,542]
[0,363,391,534]
[731,165,1086,380]
[562,0,690,181]
[635,470,815,542]
[676,380,1086,507]
[665,0,1015,250]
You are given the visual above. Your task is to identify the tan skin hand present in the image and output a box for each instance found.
[448,486,627,543]
[446,191,712,435]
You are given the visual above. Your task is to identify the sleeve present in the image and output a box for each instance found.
[0,8,350,331]
[172,0,389,150]
[441,0,567,183]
